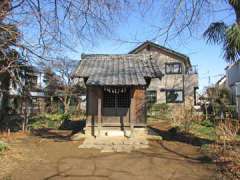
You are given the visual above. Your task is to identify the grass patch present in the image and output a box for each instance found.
[190,122,216,141]
[147,103,171,121]
[185,120,240,142]
[0,141,8,153]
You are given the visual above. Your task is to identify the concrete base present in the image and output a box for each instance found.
[84,126,148,138]
[78,136,149,153]
[78,127,163,152]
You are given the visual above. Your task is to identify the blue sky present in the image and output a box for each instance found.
[64,1,234,92]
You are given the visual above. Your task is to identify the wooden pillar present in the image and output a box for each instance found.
[130,88,135,137]
[97,91,102,137]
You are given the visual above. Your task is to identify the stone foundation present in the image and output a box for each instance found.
[84,127,148,138]
[78,136,149,153]
[76,127,162,152]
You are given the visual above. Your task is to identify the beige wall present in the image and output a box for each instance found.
[135,46,198,108]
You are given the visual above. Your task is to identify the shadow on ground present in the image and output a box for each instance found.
[148,123,214,146]
[31,119,86,142]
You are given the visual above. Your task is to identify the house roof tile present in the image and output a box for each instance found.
[74,54,162,86]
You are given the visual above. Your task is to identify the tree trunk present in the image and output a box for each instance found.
[22,96,29,132]
[64,95,71,114]
[50,96,53,113]
[0,73,10,130]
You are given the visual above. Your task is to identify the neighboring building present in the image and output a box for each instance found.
[216,75,227,89]
[226,60,240,119]
[74,41,199,137]
[129,41,199,108]
[9,66,46,115]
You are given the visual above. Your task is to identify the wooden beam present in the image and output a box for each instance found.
[130,88,135,137]
[97,95,102,137]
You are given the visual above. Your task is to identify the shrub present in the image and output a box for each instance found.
[200,120,214,127]
[45,113,69,121]
[0,141,8,152]
[28,113,70,129]
[148,103,171,120]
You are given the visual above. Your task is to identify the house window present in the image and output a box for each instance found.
[166,89,184,103]
[165,63,182,74]
[32,98,38,106]
[147,90,157,104]
[103,89,130,108]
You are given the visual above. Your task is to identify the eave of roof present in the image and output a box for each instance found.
[128,41,191,67]
[216,75,226,85]
[74,54,163,86]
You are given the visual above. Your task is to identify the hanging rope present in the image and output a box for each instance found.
[103,86,128,94]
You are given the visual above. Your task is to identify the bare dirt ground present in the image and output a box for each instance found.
[0,123,217,180]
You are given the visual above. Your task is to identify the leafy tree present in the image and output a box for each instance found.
[206,86,233,118]
[204,1,240,63]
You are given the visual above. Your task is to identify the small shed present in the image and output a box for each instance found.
[74,54,163,136]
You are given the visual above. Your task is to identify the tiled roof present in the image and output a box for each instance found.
[74,54,162,86]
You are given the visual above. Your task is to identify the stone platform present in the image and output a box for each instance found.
[78,137,149,153]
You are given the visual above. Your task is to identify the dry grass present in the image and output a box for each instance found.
[0,142,26,178]
[207,143,240,180]
[215,120,240,142]
[0,131,29,142]
[170,107,196,134]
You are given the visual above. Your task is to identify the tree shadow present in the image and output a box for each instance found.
[148,125,214,146]
[43,147,215,180]
[43,154,130,180]
[154,141,213,164]
[31,128,72,142]
[31,119,86,142]
[59,119,86,133]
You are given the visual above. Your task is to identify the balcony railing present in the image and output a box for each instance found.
[186,65,198,74]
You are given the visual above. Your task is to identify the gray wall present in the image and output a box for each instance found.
[227,61,240,86]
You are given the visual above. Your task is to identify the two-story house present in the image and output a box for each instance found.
[129,41,199,110]
[9,66,46,115]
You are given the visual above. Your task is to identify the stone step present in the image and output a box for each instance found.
[78,136,150,153]
[101,130,125,137]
